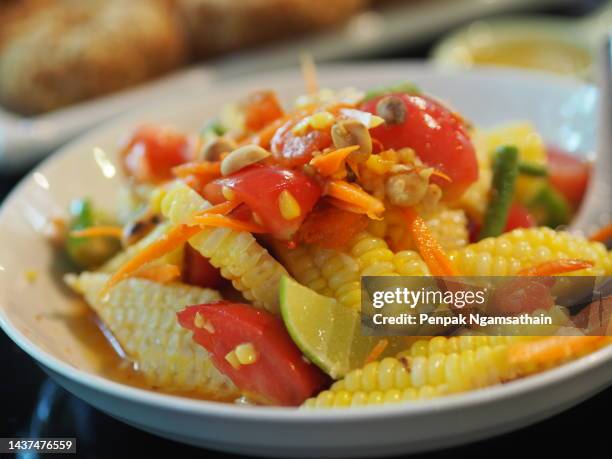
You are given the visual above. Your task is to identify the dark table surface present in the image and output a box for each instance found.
[1,1,609,457]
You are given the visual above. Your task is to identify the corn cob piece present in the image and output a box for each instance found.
[303,336,609,408]
[65,271,238,398]
[161,181,289,313]
[376,206,469,252]
[449,227,612,276]
[277,231,428,310]
[100,221,183,273]
[397,335,531,358]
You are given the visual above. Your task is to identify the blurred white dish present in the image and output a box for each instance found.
[0,0,566,171]
[0,63,609,458]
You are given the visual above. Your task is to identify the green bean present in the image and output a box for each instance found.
[479,145,520,240]
[518,161,548,177]
[527,185,571,228]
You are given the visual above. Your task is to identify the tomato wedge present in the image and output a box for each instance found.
[361,93,478,200]
[504,202,537,231]
[469,202,536,242]
[120,125,194,183]
[178,302,328,406]
[243,90,284,132]
[182,245,224,289]
[210,165,322,240]
[546,145,590,208]
[271,118,332,167]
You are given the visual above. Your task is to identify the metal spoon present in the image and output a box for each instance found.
[571,35,612,236]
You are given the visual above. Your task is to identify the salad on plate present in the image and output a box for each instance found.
[53,71,612,408]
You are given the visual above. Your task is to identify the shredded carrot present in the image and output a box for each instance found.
[190,214,267,233]
[429,169,452,183]
[103,223,202,295]
[135,264,181,284]
[589,223,612,243]
[309,146,358,176]
[70,226,123,239]
[325,180,385,219]
[364,339,389,365]
[193,200,241,217]
[172,161,221,179]
[508,336,608,366]
[403,208,459,277]
[300,52,318,95]
[518,259,594,276]
[102,200,242,295]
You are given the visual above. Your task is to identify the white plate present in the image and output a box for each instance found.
[0,0,567,171]
[0,63,609,458]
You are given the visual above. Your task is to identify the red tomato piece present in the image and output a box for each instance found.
[271,118,332,167]
[182,245,224,289]
[120,125,194,183]
[243,90,284,132]
[361,93,478,200]
[488,277,555,315]
[504,202,537,231]
[468,202,535,242]
[296,201,368,249]
[213,165,322,240]
[177,302,328,406]
[546,145,591,208]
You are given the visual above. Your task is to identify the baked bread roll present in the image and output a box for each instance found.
[0,0,187,115]
[176,0,365,57]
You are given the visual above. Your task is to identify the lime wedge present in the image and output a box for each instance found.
[280,276,383,378]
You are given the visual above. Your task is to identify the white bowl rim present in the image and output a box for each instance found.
[1,61,610,423]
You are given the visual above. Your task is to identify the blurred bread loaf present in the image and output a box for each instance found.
[175,0,365,57]
[0,0,187,115]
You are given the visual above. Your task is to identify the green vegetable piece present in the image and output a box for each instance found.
[65,198,121,269]
[518,161,548,177]
[527,185,571,228]
[200,120,226,141]
[479,145,520,240]
[363,81,421,102]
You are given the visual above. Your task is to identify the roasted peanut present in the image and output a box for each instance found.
[220,145,270,176]
[331,119,372,162]
[198,136,237,161]
[376,95,407,125]
[385,172,428,207]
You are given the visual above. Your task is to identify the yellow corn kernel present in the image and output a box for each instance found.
[278,190,301,220]
[309,111,335,130]
[234,343,258,365]
[225,351,241,369]
[221,186,236,201]
[449,227,612,276]
[194,312,215,333]
[292,117,311,135]
[365,155,394,175]
[65,272,237,398]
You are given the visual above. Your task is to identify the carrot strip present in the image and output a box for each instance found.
[135,264,181,284]
[508,336,608,366]
[70,226,123,239]
[309,146,358,177]
[364,339,389,365]
[518,259,594,276]
[429,169,452,183]
[190,214,267,233]
[172,161,221,179]
[403,208,459,276]
[589,223,612,243]
[103,223,202,294]
[325,180,385,219]
[300,52,318,95]
[193,200,241,217]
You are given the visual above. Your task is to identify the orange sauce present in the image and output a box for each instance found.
[67,300,233,402]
